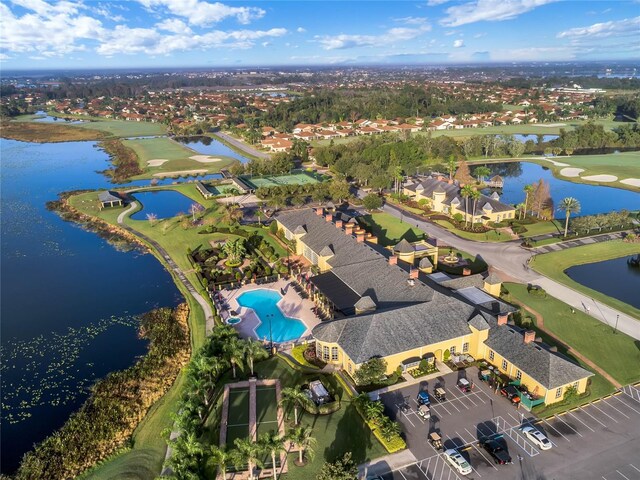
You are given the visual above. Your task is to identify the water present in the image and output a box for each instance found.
[130,190,201,220]
[565,257,640,309]
[236,289,307,342]
[0,139,181,473]
[513,134,559,144]
[176,136,250,163]
[32,111,86,124]
[483,162,640,218]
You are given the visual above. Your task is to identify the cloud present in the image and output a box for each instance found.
[0,53,11,60]
[441,0,558,27]
[156,18,193,34]
[296,27,306,33]
[136,0,265,26]
[315,25,430,50]
[453,39,465,48]
[474,32,487,38]
[444,30,457,36]
[394,16,429,25]
[557,16,640,39]
[427,0,451,5]
[471,51,490,60]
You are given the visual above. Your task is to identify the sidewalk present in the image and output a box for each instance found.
[358,449,417,479]
[367,362,453,399]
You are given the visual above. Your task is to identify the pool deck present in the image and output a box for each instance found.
[219,279,320,344]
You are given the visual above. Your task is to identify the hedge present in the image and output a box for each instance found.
[291,344,320,369]
[302,399,341,415]
[372,427,407,453]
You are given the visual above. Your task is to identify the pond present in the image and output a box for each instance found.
[565,257,640,309]
[176,135,251,163]
[513,134,559,143]
[130,190,200,220]
[483,162,640,218]
[32,111,86,124]
[0,138,181,474]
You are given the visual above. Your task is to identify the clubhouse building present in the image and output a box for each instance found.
[403,176,516,225]
[274,208,592,405]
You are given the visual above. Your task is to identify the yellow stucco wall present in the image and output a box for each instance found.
[483,282,501,297]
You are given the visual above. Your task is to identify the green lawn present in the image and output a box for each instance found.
[42,112,169,137]
[519,220,563,238]
[503,283,640,386]
[358,212,425,246]
[122,137,237,178]
[530,241,640,319]
[433,220,508,242]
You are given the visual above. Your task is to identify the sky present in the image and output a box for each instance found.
[1,0,639,70]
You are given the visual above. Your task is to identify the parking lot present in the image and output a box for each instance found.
[365,371,640,480]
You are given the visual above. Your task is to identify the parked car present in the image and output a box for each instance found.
[479,436,512,465]
[417,390,431,406]
[500,385,521,404]
[443,449,472,475]
[521,426,552,450]
[457,378,474,393]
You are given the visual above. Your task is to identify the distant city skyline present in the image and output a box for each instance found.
[1,0,639,70]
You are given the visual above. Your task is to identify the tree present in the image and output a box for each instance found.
[446,156,457,180]
[208,445,233,480]
[280,386,309,425]
[362,193,383,211]
[454,160,474,185]
[190,202,204,222]
[469,188,481,226]
[146,212,158,226]
[222,238,246,265]
[370,174,390,192]
[354,357,387,385]
[379,416,401,441]
[287,426,316,466]
[507,140,525,158]
[223,337,245,378]
[259,432,286,480]
[460,185,475,226]
[558,197,581,237]
[531,179,552,219]
[473,165,491,184]
[244,339,268,376]
[316,452,358,480]
[233,438,264,480]
[328,179,351,203]
[221,203,243,225]
[522,184,534,220]
[362,399,384,423]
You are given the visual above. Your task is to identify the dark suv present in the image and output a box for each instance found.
[500,385,521,404]
[479,436,513,465]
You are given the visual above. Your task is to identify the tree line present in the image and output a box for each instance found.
[15,305,191,480]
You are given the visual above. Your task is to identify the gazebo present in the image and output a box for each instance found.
[98,191,123,210]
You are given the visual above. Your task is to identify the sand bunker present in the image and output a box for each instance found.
[540,157,569,167]
[539,123,566,128]
[153,169,208,177]
[560,167,585,177]
[582,174,618,182]
[620,178,640,188]
[147,159,169,167]
[189,155,223,163]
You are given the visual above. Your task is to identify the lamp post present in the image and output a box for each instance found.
[267,313,274,355]
[614,314,620,334]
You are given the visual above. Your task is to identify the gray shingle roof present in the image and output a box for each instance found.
[484,273,502,285]
[439,274,485,290]
[484,325,593,389]
[99,191,121,203]
[394,238,414,254]
[354,296,376,311]
[319,245,334,257]
[419,257,433,268]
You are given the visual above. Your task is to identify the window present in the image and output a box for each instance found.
[348,363,352,373]
[323,346,329,361]
[489,350,495,361]
[501,359,508,370]
[331,347,338,361]
[450,346,456,355]
[462,342,469,353]
[516,370,522,380]
[302,244,318,265]
[555,387,563,399]
[572,381,579,390]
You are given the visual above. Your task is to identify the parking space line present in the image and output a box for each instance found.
[630,464,640,473]
[476,423,496,437]
[590,402,619,422]
[566,410,596,432]
[507,412,524,426]
[399,469,410,480]
[553,414,583,437]
[472,443,499,471]
[541,417,571,443]
[455,430,475,446]
[577,405,608,428]
[443,434,465,449]
[600,399,630,419]
[519,419,558,448]
[616,470,630,480]
[611,394,640,416]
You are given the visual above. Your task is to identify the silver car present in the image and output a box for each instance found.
[443,449,472,475]
[521,426,552,450]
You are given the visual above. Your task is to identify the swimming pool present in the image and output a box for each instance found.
[236,289,307,343]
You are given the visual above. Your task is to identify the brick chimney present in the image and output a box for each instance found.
[497,313,508,326]
[437,175,444,181]
[325,213,333,223]
[409,268,419,279]
[335,220,343,229]
[447,178,454,184]
[524,330,536,344]
[345,223,355,235]
[356,233,365,243]
[462,267,471,276]
[315,207,323,216]
[389,255,398,265]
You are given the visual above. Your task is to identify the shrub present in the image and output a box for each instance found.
[453,213,464,222]
[527,285,547,297]
[363,193,383,211]
[443,349,451,363]
[269,222,278,234]
[354,357,387,385]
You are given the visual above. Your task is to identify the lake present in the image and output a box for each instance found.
[565,257,640,309]
[0,139,181,473]
[513,134,559,143]
[131,190,200,220]
[176,135,251,163]
[484,162,640,218]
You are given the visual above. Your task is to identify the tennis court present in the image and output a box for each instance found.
[255,386,279,437]
[226,388,250,446]
[242,172,323,189]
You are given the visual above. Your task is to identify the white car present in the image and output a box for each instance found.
[443,449,472,475]
[521,426,552,450]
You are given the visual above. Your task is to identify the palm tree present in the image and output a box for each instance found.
[287,426,316,466]
[279,386,309,425]
[460,185,474,226]
[208,445,233,479]
[474,165,491,184]
[244,339,268,376]
[558,197,581,237]
[469,189,481,226]
[256,207,264,226]
[363,400,384,423]
[223,337,245,378]
[260,432,287,480]
[522,184,534,220]
[221,203,243,225]
[233,438,264,480]
[446,156,457,180]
